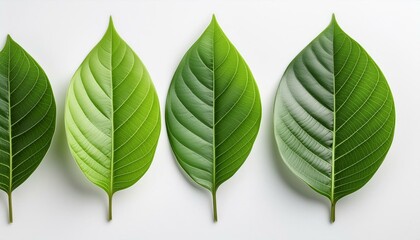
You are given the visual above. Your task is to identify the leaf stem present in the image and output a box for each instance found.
[8,192,12,223]
[212,191,217,222]
[330,201,336,223]
[108,194,112,221]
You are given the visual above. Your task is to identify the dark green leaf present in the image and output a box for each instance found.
[166,16,262,221]
[0,36,56,223]
[273,15,395,222]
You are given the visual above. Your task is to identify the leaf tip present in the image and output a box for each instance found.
[2,34,13,52]
[6,34,13,44]
[211,14,219,26]
[108,16,114,28]
[331,13,338,25]
[327,14,341,32]
[105,16,119,38]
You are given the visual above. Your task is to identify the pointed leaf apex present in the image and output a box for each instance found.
[6,34,13,43]
[105,16,118,37]
[3,35,13,51]
[327,14,340,32]
[108,16,114,28]
[211,14,219,26]
[331,14,337,24]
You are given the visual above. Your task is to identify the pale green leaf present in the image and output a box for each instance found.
[65,18,161,220]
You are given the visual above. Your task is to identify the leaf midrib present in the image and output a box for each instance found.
[109,27,115,197]
[211,20,216,194]
[331,20,336,205]
[7,39,12,193]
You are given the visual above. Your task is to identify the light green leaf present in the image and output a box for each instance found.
[65,18,161,220]
[0,36,56,223]
[273,15,395,222]
[166,16,262,222]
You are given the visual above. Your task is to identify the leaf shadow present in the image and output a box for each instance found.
[165,140,214,219]
[267,86,330,220]
[0,193,7,223]
[48,96,108,218]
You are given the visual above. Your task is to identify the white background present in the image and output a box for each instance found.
[0,0,419,239]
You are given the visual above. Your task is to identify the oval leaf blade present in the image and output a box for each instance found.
[0,36,56,223]
[273,15,395,222]
[166,16,262,221]
[65,18,161,220]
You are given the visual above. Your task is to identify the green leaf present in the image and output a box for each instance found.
[273,15,395,222]
[165,16,262,222]
[64,18,161,220]
[0,36,56,223]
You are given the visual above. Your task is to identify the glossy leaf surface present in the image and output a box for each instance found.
[0,36,56,222]
[273,15,395,222]
[166,16,261,221]
[65,19,160,220]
